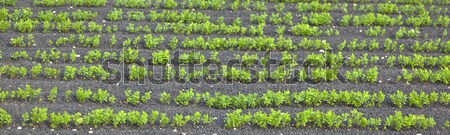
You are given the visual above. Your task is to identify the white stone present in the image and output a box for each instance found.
[72,129,77,131]
[17,126,22,130]
[89,131,93,134]
[319,49,325,53]
[182,132,186,135]
[51,129,54,131]
[75,55,81,57]
[173,129,177,132]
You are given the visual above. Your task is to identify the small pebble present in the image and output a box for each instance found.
[72,129,77,131]
[50,129,54,131]
[182,132,186,135]
[89,131,93,134]
[173,129,177,132]
[17,126,21,130]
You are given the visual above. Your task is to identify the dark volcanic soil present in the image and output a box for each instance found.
[0,0,449,134]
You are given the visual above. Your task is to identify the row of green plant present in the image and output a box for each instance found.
[8,32,449,53]
[389,90,450,108]
[37,10,97,22]
[0,63,109,80]
[19,107,214,129]
[387,54,450,68]
[337,38,450,53]
[340,13,449,27]
[225,109,436,131]
[7,48,449,71]
[398,68,450,84]
[33,0,107,7]
[2,85,450,109]
[354,3,447,14]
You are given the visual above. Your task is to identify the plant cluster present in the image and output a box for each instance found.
[33,0,107,7]
[72,9,97,21]
[124,89,151,106]
[384,111,436,131]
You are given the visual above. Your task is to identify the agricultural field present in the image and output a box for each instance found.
[0,0,449,134]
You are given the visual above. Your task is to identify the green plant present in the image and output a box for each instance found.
[56,19,71,33]
[75,87,92,103]
[224,109,252,129]
[21,112,29,126]
[141,91,151,103]
[47,87,58,102]
[291,23,321,36]
[152,50,170,65]
[64,90,72,102]
[113,110,126,128]
[389,90,407,108]
[92,89,115,104]
[170,114,191,128]
[30,107,48,125]
[150,110,159,126]
[365,26,385,37]
[174,88,195,106]
[63,66,77,80]
[14,84,41,101]
[127,111,148,127]
[0,107,12,127]
[30,64,42,78]
[143,34,165,49]
[129,64,147,81]
[160,91,171,104]
[250,13,267,24]
[72,10,97,21]
[72,21,86,33]
[88,22,102,33]
[50,111,71,129]
[160,113,169,127]
[164,0,177,9]
[124,89,141,106]
[309,12,332,26]
[122,48,139,64]
[0,20,10,32]
[43,67,60,79]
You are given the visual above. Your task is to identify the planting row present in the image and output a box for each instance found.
[0,20,342,37]
[225,109,439,131]
[6,32,450,54]
[340,13,449,27]
[299,2,448,15]
[10,107,214,129]
[1,85,450,109]
[4,60,450,84]
[6,47,450,69]
[0,107,444,131]
[2,0,447,10]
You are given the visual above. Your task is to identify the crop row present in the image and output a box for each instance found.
[6,107,215,129]
[225,109,439,131]
[0,19,343,37]
[1,85,450,109]
[6,46,450,69]
[1,107,443,131]
[1,7,449,28]
[9,33,450,54]
[300,2,448,15]
[2,0,448,10]
[340,13,449,27]
[5,59,450,84]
